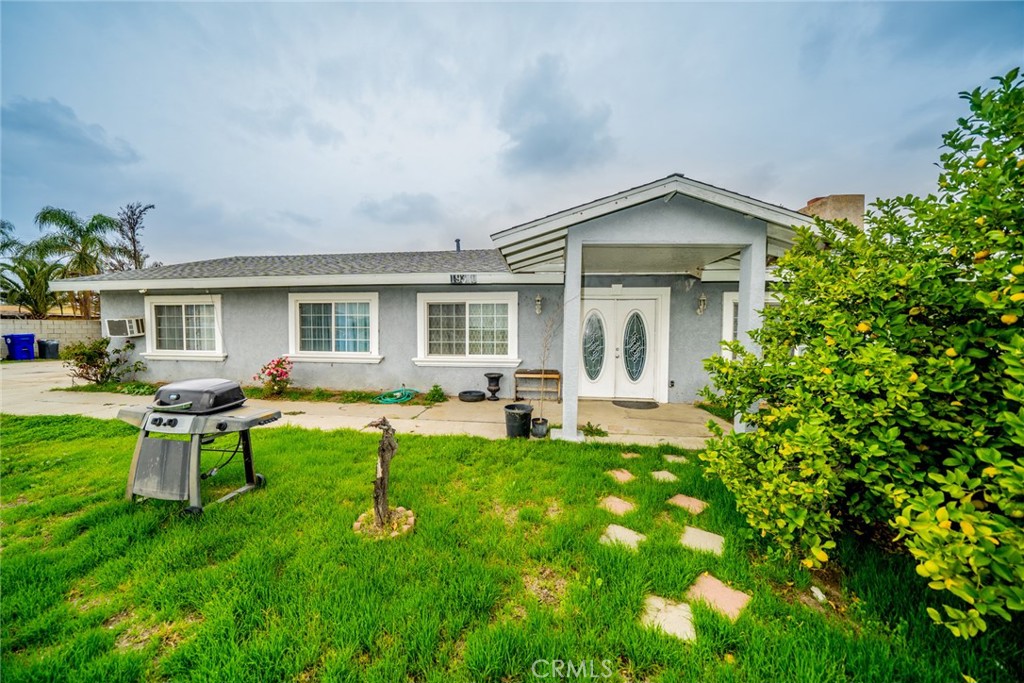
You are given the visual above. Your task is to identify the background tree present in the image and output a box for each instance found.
[108,202,160,271]
[0,255,66,318]
[1,219,24,257]
[34,207,119,318]
[701,70,1022,638]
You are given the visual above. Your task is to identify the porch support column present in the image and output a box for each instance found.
[555,236,584,441]
[737,240,765,353]
[735,238,766,431]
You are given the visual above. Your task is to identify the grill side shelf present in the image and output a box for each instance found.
[117,405,148,428]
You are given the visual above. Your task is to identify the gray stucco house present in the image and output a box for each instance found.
[55,174,846,440]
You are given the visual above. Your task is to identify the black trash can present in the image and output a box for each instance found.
[504,403,533,438]
[37,339,60,360]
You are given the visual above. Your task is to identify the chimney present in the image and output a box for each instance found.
[798,194,865,228]
[455,238,461,252]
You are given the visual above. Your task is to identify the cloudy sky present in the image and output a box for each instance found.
[2,1,1021,264]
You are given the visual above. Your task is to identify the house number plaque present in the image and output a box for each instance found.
[450,274,478,285]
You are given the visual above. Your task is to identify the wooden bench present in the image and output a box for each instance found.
[514,369,561,402]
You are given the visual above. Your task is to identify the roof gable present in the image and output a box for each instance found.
[490,174,815,273]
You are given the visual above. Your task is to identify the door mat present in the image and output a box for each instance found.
[613,400,659,410]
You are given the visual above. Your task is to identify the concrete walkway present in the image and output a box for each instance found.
[0,361,727,448]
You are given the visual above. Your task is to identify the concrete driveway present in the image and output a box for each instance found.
[0,360,725,449]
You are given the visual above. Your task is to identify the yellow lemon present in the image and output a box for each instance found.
[976,157,988,168]
[1013,265,1024,275]
[856,321,871,333]
[813,548,829,563]
[945,348,958,358]
[1010,292,1024,302]
[821,367,833,375]
[974,248,989,258]
[909,372,919,383]
[1001,313,1019,325]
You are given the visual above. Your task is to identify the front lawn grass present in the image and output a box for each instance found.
[1,414,1020,682]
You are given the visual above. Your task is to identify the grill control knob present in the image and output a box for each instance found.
[151,417,163,426]
[216,421,227,431]
[166,418,178,427]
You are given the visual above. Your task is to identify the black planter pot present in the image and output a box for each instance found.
[484,372,503,401]
[531,417,549,438]
[504,403,533,438]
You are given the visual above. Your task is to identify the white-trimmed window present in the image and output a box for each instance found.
[413,292,521,367]
[721,291,778,359]
[287,293,382,363]
[144,295,225,360]
[722,292,741,357]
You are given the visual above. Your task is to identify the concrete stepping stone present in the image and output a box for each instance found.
[621,451,642,459]
[606,469,635,483]
[599,524,646,550]
[651,470,678,483]
[667,494,708,515]
[641,595,696,641]
[599,495,636,516]
[680,526,724,555]
[664,454,689,464]
[685,573,751,621]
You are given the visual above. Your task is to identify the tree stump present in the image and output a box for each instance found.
[368,416,397,528]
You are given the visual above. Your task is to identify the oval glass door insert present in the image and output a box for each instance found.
[582,312,605,381]
[622,311,647,381]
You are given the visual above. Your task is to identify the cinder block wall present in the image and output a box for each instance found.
[0,318,103,359]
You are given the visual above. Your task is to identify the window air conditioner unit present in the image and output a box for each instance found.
[105,318,145,337]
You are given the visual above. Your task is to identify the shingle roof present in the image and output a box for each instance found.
[57,249,509,284]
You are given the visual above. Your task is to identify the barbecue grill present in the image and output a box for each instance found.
[117,378,281,515]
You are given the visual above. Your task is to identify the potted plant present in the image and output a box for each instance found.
[531,305,561,438]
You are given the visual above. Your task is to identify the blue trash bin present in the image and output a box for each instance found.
[3,333,36,360]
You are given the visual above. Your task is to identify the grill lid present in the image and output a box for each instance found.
[152,378,247,414]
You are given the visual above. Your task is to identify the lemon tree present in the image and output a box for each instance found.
[701,69,1023,638]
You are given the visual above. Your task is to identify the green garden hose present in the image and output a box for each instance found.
[372,388,420,404]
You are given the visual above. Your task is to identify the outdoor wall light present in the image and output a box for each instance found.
[535,294,543,315]
[696,292,707,316]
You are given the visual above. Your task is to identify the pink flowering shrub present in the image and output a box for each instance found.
[254,356,293,395]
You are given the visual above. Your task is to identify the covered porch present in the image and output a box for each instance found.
[491,174,814,441]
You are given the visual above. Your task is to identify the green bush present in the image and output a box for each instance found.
[701,70,1023,638]
[423,384,447,404]
[60,338,146,385]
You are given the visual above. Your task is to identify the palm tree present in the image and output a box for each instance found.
[1,219,23,257]
[34,207,119,318]
[0,254,66,319]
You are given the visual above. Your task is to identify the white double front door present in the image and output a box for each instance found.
[579,291,666,401]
